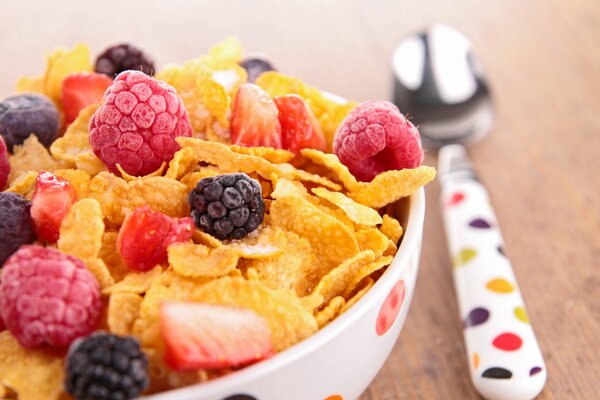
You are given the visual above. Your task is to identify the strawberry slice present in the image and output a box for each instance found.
[160,302,274,370]
[62,72,112,124]
[117,206,193,272]
[231,83,282,148]
[30,171,76,243]
[274,94,326,154]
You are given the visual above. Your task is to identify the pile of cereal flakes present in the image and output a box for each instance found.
[0,38,435,399]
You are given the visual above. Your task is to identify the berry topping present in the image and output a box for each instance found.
[89,70,193,177]
[65,332,149,400]
[160,302,274,370]
[62,72,113,125]
[117,206,194,272]
[333,101,424,182]
[274,94,326,154]
[95,43,156,78]
[189,173,264,240]
[31,171,77,243]
[231,83,282,148]
[239,57,275,83]
[0,93,59,151]
[0,136,9,190]
[0,192,35,266]
[0,245,101,348]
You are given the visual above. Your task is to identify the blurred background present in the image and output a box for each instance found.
[1,0,599,398]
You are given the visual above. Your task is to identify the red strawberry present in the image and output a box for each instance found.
[30,171,76,242]
[231,83,282,148]
[62,72,112,124]
[160,302,274,370]
[117,206,193,272]
[274,94,326,154]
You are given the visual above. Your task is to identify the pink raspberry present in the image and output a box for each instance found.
[89,70,192,177]
[0,245,101,348]
[0,136,9,190]
[333,101,423,182]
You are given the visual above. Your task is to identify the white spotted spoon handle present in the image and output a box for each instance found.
[438,145,546,400]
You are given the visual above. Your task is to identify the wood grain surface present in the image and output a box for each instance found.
[1,1,599,399]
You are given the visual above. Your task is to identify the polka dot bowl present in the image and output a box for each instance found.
[142,189,426,400]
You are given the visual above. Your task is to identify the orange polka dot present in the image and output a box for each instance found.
[325,396,343,400]
[473,352,480,369]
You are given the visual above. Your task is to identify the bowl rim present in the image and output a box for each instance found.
[143,187,426,399]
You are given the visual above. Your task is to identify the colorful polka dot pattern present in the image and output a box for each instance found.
[444,184,545,391]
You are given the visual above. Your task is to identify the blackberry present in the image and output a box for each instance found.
[65,333,149,400]
[189,173,264,240]
[0,93,59,151]
[239,57,275,83]
[95,43,155,77]
[0,192,35,266]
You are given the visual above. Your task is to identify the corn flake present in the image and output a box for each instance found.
[345,255,393,296]
[229,145,294,164]
[108,292,143,335]
[310,250,375,305]
[356,227,390,257]
[44,43,92,105]
[195,277,318,351]
[5,170,38,198]
[116,162,166,181]
[84,257,115,289]
[270,195,359,269]
[381,214,404,244]
[312,187,382,226]
[103,266,163,295]
[165,147,198,180]
[0,331,64,400]
[15,75,44,94]
[341,277,375,313]
[300,148,360,191]
[9,135,63,185]
[168,243,239,278]
[53,169,91,199]
[242,230,319,296]
[315,296,346,328]
[223,226,286,259]
[349,166,436,208]
[192,229,222,248]
[99,231,130,282]
[58,198,104,259]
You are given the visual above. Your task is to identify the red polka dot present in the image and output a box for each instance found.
[445,192,465,207]
[376,280,405,335]
[492,332,523,351]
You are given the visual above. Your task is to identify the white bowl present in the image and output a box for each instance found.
[143,188,426,400]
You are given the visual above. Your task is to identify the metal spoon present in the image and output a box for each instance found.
[391,24,546,400]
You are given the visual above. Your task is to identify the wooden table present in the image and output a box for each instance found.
[2,0,599,398]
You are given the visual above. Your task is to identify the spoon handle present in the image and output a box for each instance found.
[438,144,546,400]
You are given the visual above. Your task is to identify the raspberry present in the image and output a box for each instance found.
[0,193,35,266]
[65,332,149,400]
[239,57,275,83]
[333,101,424,182]
[0,136,10,190]
[189,173,264,240]
[95,43,155,78]
[89,71,193,177]
[117,207,194,272]
[0,93,59,151]
[0,245,101,348]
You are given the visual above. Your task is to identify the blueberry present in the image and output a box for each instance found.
[0,93,59,151]
[0,192,36,266]
[239,58,276,83]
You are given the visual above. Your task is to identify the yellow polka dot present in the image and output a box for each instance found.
[514,306,529,323]
[486,278,514,293]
